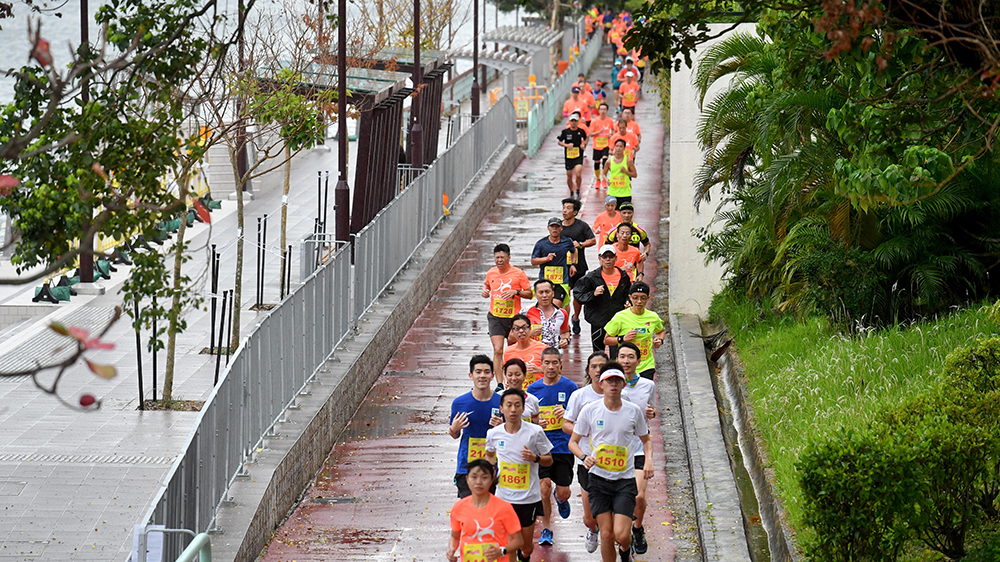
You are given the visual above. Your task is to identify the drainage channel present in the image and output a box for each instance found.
[705,345,774,562]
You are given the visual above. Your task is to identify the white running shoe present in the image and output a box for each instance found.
[585,528,599,553]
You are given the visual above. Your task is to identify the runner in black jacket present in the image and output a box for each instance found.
[572,245,633,353]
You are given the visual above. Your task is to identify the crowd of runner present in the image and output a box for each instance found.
[447,12,664,562]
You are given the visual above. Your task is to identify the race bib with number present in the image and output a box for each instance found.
[544,266,564,284]
[491,297,515,318]
[637,335,652,359]
[610,175,627,189]
[566,146,581,159]
[595,443,629,472]
[462,542,497,562]
[498,461,530,490]
[624,92,636,103]
[595,136,609,150]
[467,437,487,462]
[538,405,563,431]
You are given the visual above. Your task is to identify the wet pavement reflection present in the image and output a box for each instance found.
[260,46,679,562]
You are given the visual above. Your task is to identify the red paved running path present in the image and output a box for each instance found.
[259,48,679,562]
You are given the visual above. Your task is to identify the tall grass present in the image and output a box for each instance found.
[709,291,1000,545]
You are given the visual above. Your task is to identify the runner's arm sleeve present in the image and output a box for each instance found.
[572,275,597,304]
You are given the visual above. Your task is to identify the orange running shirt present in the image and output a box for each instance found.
[450,495,522,562]
[592,210,622,242]
[601,268,625,296]
[619,82,639,108]
[609,131,639,159]
[614,246,643,281]
[485,266,532,318]
[625,120,641,139]
[562,98,590,121]
[589,116,615,150]
[504,340,549,387]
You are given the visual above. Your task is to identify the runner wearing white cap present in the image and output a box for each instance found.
[569,363,653,562]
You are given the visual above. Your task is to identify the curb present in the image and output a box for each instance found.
[670,313,752,562]
[718,352,802,561]
[209,145,525,562]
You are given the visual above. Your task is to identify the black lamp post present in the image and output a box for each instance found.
[335,0,350,242]
[410,0,423,167]
[471,0,480,118]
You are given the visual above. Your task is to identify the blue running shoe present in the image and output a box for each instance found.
[557,497,571,519]
[539,528,554,546]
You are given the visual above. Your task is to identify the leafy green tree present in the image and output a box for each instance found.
[693,16,1000,325]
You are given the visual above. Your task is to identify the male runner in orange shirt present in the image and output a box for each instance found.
[483,243,534,388]
[588,102,615,188]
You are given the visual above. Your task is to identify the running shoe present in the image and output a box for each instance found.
[572,319,581,335]
[517,550,531,562]
[585,528,599,553]
[575,190,582,200]
[557,497,571,518]
[619,547,632,562]
[539,528,554,546]
[632,525,648,554]
[495,383,504,393]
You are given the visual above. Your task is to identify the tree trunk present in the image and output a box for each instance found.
[279,145,290,287]
[551,0,560,30]
[230,145,245,351]
[161,181,190,403]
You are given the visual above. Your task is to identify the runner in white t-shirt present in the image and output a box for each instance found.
[486,388,554,562]
[569,364,653,562]
[503,358,540,425]
[616,342,657,554]
[562,350,609,553]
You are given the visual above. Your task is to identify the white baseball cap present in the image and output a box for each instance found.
[598,245,617,256]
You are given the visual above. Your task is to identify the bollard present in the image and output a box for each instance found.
[215,289,228,385]
[134,297,144,410]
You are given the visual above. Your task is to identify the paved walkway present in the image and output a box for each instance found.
[258,44,684,561]
[0,82,502,559]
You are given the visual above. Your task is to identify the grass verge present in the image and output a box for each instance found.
[708,290,1000,547]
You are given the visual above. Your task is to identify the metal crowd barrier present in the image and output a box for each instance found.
[527,27,604,157]
[137,98,518,560]
[141,243,352,560]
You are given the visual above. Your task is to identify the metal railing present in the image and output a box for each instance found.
[354,97,516,320]
[141,243,352,560]
[137,98,519,560]
[527,27,604,157]
[397,164,426,191]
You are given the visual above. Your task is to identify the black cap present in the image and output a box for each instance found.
[618,202,634,211]
[630,281,650,295]
[548,217,564,227]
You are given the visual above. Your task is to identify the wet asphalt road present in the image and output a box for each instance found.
[258,44,685,562]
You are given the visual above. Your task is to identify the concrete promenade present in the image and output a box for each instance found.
[256,47,694,562]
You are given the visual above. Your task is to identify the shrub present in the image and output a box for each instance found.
[798,430,920,562]
[943,337,1000,393]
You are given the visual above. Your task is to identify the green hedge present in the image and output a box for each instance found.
[798,338,1000,561]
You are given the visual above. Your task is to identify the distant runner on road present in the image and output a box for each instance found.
[483,243,533,387]
[557,113,588,201]
[530,218,576,311]
[449,355,503,498]
[615,342,657,555]
[527,347,579,546]
[504,314,549,385]
[486,388,554,562]
[573,245,633,353]
[447,458,523,562]
[569,363,653,562]
[562,351,610,553]
[603,282,665,375]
